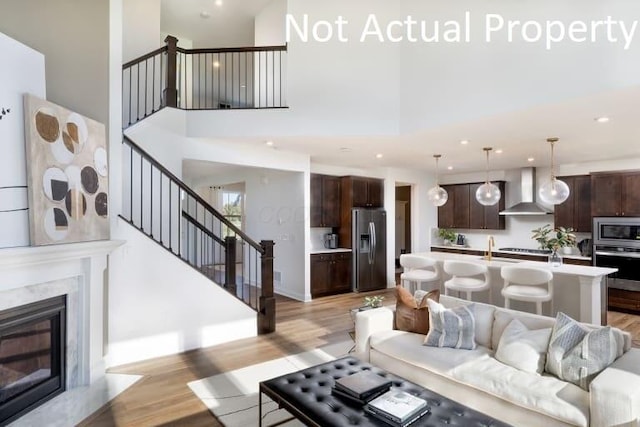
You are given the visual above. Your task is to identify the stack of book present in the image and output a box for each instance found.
[365,390,430,427]
[331,371,392,406]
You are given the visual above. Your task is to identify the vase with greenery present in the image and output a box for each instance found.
[438,228,457,245]
[531,224,577,266]
[363,295,385,308]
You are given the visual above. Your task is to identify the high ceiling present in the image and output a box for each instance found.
[162,1,640,175]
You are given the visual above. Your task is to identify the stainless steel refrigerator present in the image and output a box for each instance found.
[352,208,387,292]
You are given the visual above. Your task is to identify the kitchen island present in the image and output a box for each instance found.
[412,251,617,325]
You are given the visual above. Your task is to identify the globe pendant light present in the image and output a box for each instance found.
[538,137,570,205]
[475,147,501,206]
[428,154,448,206]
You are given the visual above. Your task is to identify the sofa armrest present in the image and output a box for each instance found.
[590,348,640,427]
[354,307,394,361]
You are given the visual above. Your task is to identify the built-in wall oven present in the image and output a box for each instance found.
[593,217,640,312]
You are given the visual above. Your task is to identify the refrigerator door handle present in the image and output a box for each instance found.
[368,221,374,265]
[371,221,376,262]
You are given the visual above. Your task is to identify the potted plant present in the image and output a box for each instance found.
[438,228,457,246]
[363,295,385,309]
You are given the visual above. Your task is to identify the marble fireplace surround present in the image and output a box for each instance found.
[0,240,123,389]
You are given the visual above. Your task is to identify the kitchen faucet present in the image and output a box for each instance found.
[486,235,495,262]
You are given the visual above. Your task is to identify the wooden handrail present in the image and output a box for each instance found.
[177,44,287,55]
[123,135,265,254]
[122,46,167,70]
[182,211,226,247]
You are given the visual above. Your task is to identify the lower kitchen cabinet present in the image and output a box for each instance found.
[311,252,352,298]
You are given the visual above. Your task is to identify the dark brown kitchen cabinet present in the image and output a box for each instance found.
[343,176,384,208]
[554,175,592,232]
[310,174,341,227]
[438,182,505,230]
[469,182,506,230]
[591,172,640,217]
[310,252,352,298]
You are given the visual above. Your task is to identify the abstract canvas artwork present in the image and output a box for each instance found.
[24,94,109,245]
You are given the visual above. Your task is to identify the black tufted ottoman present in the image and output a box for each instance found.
[259,356,512,426]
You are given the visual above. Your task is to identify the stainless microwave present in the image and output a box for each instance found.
[593,217,640,248]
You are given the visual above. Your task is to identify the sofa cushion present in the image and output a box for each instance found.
[440,295,494,349]
[394,286,439,335]
[425,299,476,350]
[451,355,589,427]
[492,308,556,350]
[546,312,624,391]
[370,329,492,374]
[495,318,552,374]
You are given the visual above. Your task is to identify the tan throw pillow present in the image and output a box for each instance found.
[394,286,439,335]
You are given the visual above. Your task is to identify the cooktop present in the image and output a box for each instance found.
[498,247,552,255]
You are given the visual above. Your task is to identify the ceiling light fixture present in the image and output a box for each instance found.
[215,0,223,6]
[527,157,535,162]
[538,137,570,205]
[595,116,610,123]
[460,140,469,145]
[265,140,274,146]
[447,166,453,170]
[428,154,448,207]
[213,61,220,68]
[475,147,501,206]
[495,149,503,154]
[376,153,383,159]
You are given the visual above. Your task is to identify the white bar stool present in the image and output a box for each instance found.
[443,260,490,302]
[501,266,553,316]
[399,254,440,294]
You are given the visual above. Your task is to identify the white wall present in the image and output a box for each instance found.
[255,0,287,46]
[107,218,256,367]
[123,0,161,63]
[0,32,46,248]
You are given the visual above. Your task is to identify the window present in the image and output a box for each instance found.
[222,190,243,237]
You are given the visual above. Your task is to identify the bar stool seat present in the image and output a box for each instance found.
[501,266,553,316]
[443,260,490,302]
[399,254,440,294]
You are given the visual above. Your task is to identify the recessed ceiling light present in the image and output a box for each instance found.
[265,141,274,146]
[447,166,453,170]
[595,116,610,123]
[200,11,211,18]
[214,0,223,6]
[376,153,383,159]
[495,149,503,154]
[527,157,535,162]
[460,140,469,145]
[213,61,220,68]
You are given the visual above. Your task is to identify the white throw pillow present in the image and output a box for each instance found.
[495,318,552,374]
[424,299,476,350]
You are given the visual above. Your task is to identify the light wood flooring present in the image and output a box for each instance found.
[80,289,640,426]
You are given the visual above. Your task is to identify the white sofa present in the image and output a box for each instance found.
[355,295,640,427]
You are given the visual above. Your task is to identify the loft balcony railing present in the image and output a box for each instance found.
[122,36,288,127]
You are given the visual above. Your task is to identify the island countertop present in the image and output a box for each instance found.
[409,251,617,325]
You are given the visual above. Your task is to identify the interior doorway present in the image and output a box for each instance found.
[395,185,412,271]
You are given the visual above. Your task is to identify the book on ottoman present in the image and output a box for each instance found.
[333,371,392,401]
[364,390,429,427]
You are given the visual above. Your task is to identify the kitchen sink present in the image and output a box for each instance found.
[479,256,522,263]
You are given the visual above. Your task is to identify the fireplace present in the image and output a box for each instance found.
[0,296,66,425]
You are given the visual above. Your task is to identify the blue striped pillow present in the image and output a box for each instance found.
[424,299,476,350]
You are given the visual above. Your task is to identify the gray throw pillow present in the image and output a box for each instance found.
[546,312,622,390]
[424,299,476,350]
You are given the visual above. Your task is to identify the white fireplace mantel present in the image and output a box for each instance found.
[0,239,124,386]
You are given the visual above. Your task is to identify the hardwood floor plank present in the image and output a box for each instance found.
[79,288,639,426]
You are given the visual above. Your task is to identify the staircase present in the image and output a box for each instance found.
[120,37,288,334]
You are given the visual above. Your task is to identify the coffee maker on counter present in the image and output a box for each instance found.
[456,234,466,246]
[324,233,338,249]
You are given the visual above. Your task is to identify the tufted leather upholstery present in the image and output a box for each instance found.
[260,356,512,426]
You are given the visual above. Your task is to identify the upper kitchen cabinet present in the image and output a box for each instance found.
[469,182,506,230]
[591,172,640,217]
[343,176,384,208]
[554,175,592,232]
[310,174,341,227]
[439,182,505,230]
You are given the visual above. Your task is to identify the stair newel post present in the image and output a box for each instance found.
[164,35,178,108]
[259,240,275,334]
[225,236,237,294]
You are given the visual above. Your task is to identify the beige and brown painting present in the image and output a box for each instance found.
[24,94,109,245]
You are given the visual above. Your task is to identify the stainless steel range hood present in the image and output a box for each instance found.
[499,168,552,216]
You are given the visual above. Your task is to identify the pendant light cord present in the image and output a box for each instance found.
[550,140,556,180]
